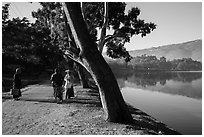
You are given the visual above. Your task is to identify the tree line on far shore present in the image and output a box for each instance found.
[107,54,202,71]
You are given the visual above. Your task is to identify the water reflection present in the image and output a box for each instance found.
[114,70,202,135]
[121,87,202,135]
[115,71,202,99]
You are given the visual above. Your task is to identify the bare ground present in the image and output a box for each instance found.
[2,82,181,135]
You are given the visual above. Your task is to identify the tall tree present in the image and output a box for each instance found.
[62,2,133,123]
[2,16,32,60]
[2,3,64,71]
[32,2,156,122]
[32,2,156,87]
[82,2,156,61]
[32,2,90,87]
[31,2,64,68]
[73,2,156,87]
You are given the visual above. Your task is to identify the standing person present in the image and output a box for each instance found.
[50,68,64,103]
[12,68,22,100]
[64,70,75,100]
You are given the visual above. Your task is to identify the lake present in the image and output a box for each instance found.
[114,70,202,135]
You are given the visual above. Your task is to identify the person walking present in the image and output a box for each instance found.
[64,70,75,100]
[50,68,64,103]
[12,68,22,100]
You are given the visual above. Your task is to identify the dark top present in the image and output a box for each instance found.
[13,73,22,89]
[50,72,64,87]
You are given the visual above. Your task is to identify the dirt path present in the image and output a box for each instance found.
[2,83,180,135]
[2,84,102,135]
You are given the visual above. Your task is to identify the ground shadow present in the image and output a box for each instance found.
[17,97,102,107]
[2,88,102,108]
[126,105,181,135]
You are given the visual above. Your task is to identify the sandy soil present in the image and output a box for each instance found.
[2,83,180,135]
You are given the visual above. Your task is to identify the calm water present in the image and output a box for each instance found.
[114,70,202,135]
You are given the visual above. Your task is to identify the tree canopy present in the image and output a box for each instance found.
[2,3,64,72]
[31,2,156,63]
[82,2,156,62]
[2,2,156,72]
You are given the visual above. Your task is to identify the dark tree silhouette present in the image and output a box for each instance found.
[62,2,133,123]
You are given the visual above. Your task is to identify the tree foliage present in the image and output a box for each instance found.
[82,2,156,61]
[2,3,64,72]
[2,2,157,71]
[2,3,10,23]
[3,17,32,60]
[32,2,156,63]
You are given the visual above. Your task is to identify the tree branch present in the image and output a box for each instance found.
[63,51,90,73]
[104,34,126,44]
[63,10,80,51]
[98,2,109,53]
[62,2,84,54]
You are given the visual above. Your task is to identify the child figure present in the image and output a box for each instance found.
[64,70,74,99]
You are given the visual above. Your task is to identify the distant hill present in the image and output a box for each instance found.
[129,39,202,62]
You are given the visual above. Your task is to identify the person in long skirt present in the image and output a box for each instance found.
[12,68,22,100]
[64,70,74,99]
[50,68,64,103]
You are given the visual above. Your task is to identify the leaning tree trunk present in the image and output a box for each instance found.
[77,64,90,88]
[62,2,133,123]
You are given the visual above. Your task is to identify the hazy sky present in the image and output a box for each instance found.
[5,2,202,51]
[125,2,202,50]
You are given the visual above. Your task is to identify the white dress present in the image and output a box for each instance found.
[64,74,74,90]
